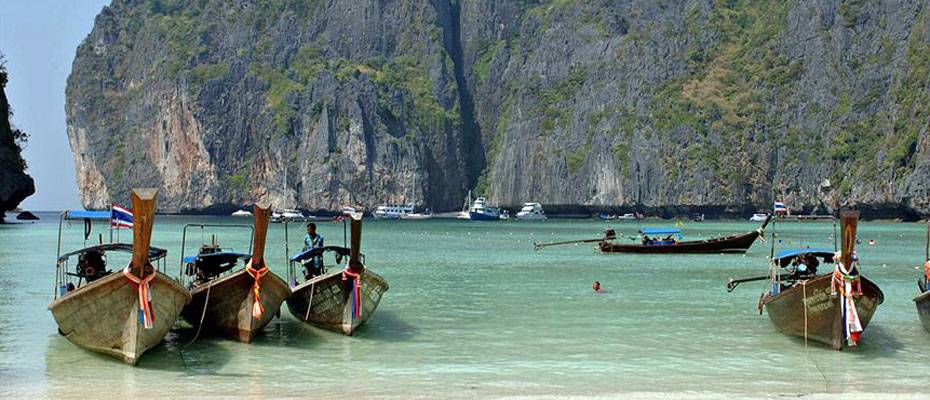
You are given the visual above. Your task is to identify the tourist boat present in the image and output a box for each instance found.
[468,197,503,221]
[373,204,413,219]
[271,209,305,223]
[913,222,930,333]
[596,212,617,220]
[763,211,882,349]
[400,210,432,220]
[750,213,768,222]
[727,210,884,350]
[616,213,638,220]
[596,215,771,254]
[232,209,252,217]
[285,213,389,335]
[178,202,289,342]
[517,202,547,221]
[48,189,190,365]
[691,213,705,222]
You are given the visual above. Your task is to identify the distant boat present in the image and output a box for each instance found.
[616,213,638,220]
[537,215,772,254]
[596,213,616,220]
[373,204,413,219]
[749,213,768,222]
[457,190,472,219]
[468,197,503,221]
[516,202,547,221]
[691,213,705,222]
[271,209,305,223]
[232,209,252,217]
[400,211,432,220]
[599,217,769,254]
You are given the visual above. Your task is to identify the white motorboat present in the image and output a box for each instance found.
[373,204,413,219]
[231,209,252,217]
[516,202,547,221]
[750,213,768,222]
[468,197,502,221]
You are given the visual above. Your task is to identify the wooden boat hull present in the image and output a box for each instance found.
[48,270,191,365]
[181,268,290,342]
[287,269,389,335]
[599,229,760,254]
[764,274,883,350]
[913,287,930,334]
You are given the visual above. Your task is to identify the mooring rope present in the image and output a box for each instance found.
[305,281,316,322]
[802,281,828,391]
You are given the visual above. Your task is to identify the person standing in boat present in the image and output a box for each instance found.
[303,223,325,278]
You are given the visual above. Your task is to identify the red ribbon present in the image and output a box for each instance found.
[246,261,268,319]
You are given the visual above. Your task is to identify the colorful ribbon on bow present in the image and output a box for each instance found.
[246,261,268,319]
[123,266,156,329]
[831,252,862,346]
[342,268,362,320]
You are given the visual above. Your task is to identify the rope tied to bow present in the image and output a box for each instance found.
[342,268,362,320]
[246,260,268,319]
[830,251,863,346]
[123,266,156,329]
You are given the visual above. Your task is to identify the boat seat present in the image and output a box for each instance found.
[185,249,250,283]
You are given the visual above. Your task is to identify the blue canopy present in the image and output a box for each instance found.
[64,210,110,220]
[775,248,835,261]
[640,228,681,235]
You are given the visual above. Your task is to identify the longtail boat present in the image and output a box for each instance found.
[179,202,290,342]
[727,210,884,350]
[48,189,190,365]
[535,215,771,254]
[286,213,388,335]
[913,221,930,333]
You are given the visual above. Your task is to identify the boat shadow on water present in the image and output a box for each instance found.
[148,328,238,374]
[247,309,419,348]
[779,323,904,358]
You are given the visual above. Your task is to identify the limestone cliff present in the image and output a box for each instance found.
[67,0,930,216]
[0,58,35,219]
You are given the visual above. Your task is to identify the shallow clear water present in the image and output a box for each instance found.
[1,214,928,398]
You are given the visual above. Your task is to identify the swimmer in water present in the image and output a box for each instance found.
[592,281,604,293]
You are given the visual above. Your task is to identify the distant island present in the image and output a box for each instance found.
[64,1,930,218]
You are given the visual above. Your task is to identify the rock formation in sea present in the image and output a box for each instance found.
[66,1,930,217]
[0,56,35,220]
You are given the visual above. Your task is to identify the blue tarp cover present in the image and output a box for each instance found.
[640,228,682,235]
[64,210,110,220]
[775,248,835,261]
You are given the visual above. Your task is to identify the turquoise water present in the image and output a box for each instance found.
[1,215,929,398]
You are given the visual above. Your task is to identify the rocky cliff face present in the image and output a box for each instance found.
[67,0,930,216]
[0,59,35,219]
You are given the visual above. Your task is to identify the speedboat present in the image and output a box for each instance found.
[617,213,637,220]
[750,213,768,222]
[232,209,252,217]
[468,197,502,221]
[400,210,432,220]
[516,202,547,221]
[271,209,305,222]
[373,204,413,219]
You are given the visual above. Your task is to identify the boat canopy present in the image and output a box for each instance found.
[63,210,110,220]
[58,243,167,263]
[640,228,681,236]
[291,246,351,262]
[183,251,250,265]
[774,248,835,267]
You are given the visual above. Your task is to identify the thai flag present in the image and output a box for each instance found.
[111,205,133,229]
[773,201,788,214]
[341,206,356,216]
